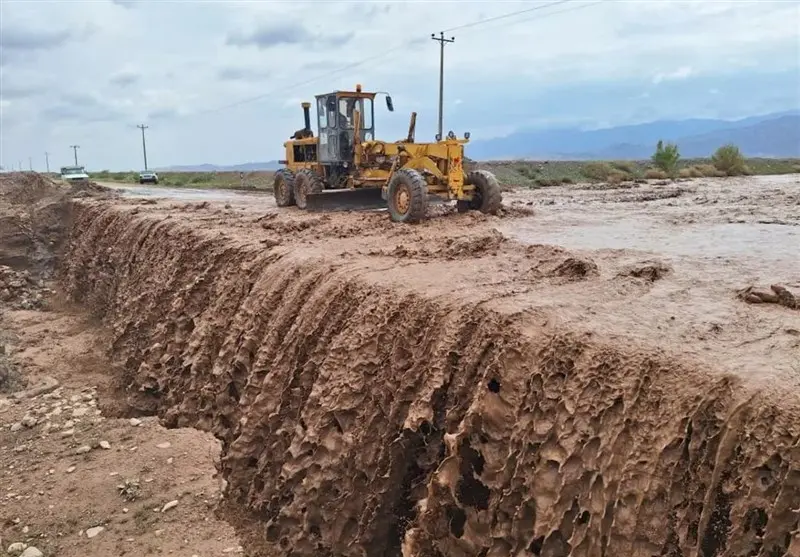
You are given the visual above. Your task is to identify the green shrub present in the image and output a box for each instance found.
[534,177,562,188]
[712,144,749,176]
[582,162,615,181]
[793,164,800,174]
[651,140,680,176]
[514,165,539,180]
[645,169,668,180]
[190,174,214,184]
[560,177,574,184]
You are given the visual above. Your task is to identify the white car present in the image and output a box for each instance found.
[138,170,159,184]
[60,165,90,183]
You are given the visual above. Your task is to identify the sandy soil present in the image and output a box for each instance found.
[3,172,800,557]
[1,174,242,557]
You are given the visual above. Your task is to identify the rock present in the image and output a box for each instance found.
[129,418,142,427]
[71,406,89,418]
[62,420,74,429]
[21,547,43,557]
[21,415,37,428]
[60,428,75,438]
[10,422,22,433]
[156,442,171,449]
[99,441,111,450]
[167,457,174,465]
[7,543,27,556]
[75,445,91,454]
[161,500,179,512]
[86,526,104,538]
[66,466,76,474]
[11,376,59,400]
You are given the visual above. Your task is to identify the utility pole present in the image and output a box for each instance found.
[29,157,33,171]
[137,124,149,170]
[431,31,455,141]
[69,145,80,165]
[45,152,50,173]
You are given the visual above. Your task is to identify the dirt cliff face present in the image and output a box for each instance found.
[59,200,800,557]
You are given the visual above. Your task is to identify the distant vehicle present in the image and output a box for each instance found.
[139,170,159,184]
[60,165,90,183]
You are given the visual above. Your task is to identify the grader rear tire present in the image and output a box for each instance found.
[294,169,324,210]
[273,169,295,207]
[387,168,428,223]
[466,170,502,215]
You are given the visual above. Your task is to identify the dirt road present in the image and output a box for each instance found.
[2,172,799,556]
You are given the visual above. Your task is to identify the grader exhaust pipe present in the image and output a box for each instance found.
[407,112,417,143]
[301,102,312,134]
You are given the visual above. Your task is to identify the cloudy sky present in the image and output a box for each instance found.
[1,0,798,171]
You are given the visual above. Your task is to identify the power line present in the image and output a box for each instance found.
[441,0,573,33]
[463,1,605,35]
[186,0,597,118]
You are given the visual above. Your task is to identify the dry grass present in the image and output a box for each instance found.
[645,169,669,180]
[611,161,636,174]
[607,170,631,185]
[582,162,616,181]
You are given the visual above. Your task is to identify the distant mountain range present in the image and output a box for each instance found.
[467,110,800,160]
[156,110,799,171]
[155,161,282,172]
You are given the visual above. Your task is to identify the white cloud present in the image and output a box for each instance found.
[0,0,798,170]
[652,66,695,84]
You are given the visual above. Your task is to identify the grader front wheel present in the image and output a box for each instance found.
[466,170,503,215]
[273,170,296,207]
[387,168,427,223]
[294,169,324,210]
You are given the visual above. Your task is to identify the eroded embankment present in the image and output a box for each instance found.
[59,201,800,557]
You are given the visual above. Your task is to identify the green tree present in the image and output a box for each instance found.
[651,140,681,177]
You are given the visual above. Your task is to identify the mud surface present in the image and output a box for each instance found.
[46,174,799,556]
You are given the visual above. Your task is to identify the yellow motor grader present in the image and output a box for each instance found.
[273,84,502,223]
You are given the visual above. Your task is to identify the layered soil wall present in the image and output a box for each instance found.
[59,201,800,557]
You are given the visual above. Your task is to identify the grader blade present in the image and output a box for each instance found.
[304,187,387,212]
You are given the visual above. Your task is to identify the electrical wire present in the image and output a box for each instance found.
[441,0,573,33]
[184,0,601,118]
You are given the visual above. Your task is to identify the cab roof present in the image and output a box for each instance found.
[315,84,376,100]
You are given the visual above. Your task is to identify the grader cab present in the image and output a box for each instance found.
[273,84,502,223]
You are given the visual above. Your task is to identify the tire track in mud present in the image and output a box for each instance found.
[60,203,800,557]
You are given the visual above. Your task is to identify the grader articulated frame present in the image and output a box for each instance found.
[273,84,502,223]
